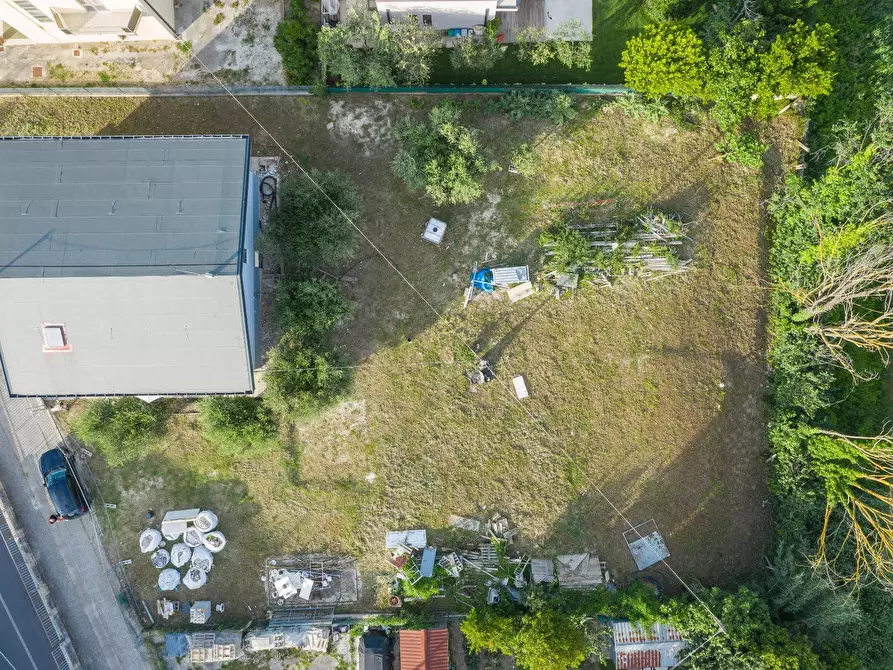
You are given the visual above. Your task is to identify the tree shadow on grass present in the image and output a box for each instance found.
[535,352,772,594]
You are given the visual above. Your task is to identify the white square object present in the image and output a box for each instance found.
[422,218,446,245]
[513,376,529,399]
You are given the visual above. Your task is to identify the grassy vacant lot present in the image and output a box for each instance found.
[0,94,799,619]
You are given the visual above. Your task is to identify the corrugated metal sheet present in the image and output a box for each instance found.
[612,621,687,669]
[616,649,662,669]
[0,136,249,278]
[399,629,449,670]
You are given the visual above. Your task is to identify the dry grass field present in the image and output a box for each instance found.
[0,94,801,619]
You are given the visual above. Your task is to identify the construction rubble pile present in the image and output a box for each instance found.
[139,508,227,593]
[263,554,359,606]
[387,513,611,605]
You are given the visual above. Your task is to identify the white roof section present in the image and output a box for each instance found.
[0,274,253,396]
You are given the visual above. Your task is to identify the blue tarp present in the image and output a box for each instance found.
[165,633,188,658]
[472,267,495,292]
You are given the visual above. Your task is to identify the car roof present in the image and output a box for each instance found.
[39,448,66,475]
[46,470,80,517]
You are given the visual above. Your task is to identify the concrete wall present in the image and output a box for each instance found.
[376,0,497,29]
[0,0,175,45]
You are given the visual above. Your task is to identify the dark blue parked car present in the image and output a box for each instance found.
[39,449,87,519]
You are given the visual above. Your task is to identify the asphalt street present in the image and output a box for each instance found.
[0,528,59,670]
[0,388,149,670]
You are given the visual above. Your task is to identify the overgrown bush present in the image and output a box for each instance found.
[263,329,349,418]
[643,0,685,23]
[392,102,495,205]
[492,89,577,125]
[273,2,318,85]
[317,8,441,87]
[273,277,350,336]
[716,132,768,169]
[516,21,592,70]
[260,169,359,274]
[539,227,592,272]
[606,93,670,123]
[510,143,539,176]
[199,396,278,456]
[620,24,706,99]
[72,398,168,466]
[450,21,506,72]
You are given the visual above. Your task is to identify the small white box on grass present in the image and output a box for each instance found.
[422,218,447,245]
[513,375,529,399]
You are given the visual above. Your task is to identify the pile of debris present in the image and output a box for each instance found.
[542,211,693,293]
[386,513,611,606]
[139,508,227,593]
[263,555,359,607]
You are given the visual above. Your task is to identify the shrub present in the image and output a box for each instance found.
[540,227,592,272]
[199,396,278,456]
[606,93,670,123]
[392,102,495,205]
[317,8,441,87]
[510,143,539,176]
[643,0,685,23]
[72,398,168,466]
[493,90,577,125]
[273,277,350,337]
[516,21,592,70]
[273,2,319,85]
[763,20,836,100]
[449,33,507,72]
[263,329,349,418]
[620,24,706,99]
[716,132,768,169]
[260,169,359,274]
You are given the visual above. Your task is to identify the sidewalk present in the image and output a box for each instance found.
[0,388,150,670]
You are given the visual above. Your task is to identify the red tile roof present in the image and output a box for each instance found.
[399,629,449,670]
[616,649,662,669]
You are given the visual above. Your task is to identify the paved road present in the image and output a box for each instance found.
[0,389,149,670]
[0,526,59,670]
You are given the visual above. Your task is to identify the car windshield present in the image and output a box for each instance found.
[46,468,68,485]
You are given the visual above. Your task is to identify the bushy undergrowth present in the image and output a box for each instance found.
[199,396,278,457]
[490,89,577,125]
[72,398,168,466]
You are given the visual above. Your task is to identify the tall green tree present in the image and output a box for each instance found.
[259,169,359,274]
[763,20,836,99]
[392,102,495,205]
[620,24,706,99]
[273,2,318,85]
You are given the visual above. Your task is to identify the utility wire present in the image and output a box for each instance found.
[180,45,727,637]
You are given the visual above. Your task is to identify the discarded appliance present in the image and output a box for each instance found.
[512,376,529,399]
[420,547,437,578]
[272,574,298,600]
[190,600,212,624]
[422,218,447,245]
[161,508,201,540]
[385,530,428,550]
[624,520,670,571]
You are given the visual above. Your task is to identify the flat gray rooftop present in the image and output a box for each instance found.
[0,136,250,278]
[0,136,255,396]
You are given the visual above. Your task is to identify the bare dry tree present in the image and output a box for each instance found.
[810,428,893,587]
[779,212,893,378]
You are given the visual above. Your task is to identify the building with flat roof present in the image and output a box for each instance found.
[0,135,261,398]
[0,0,175,45]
